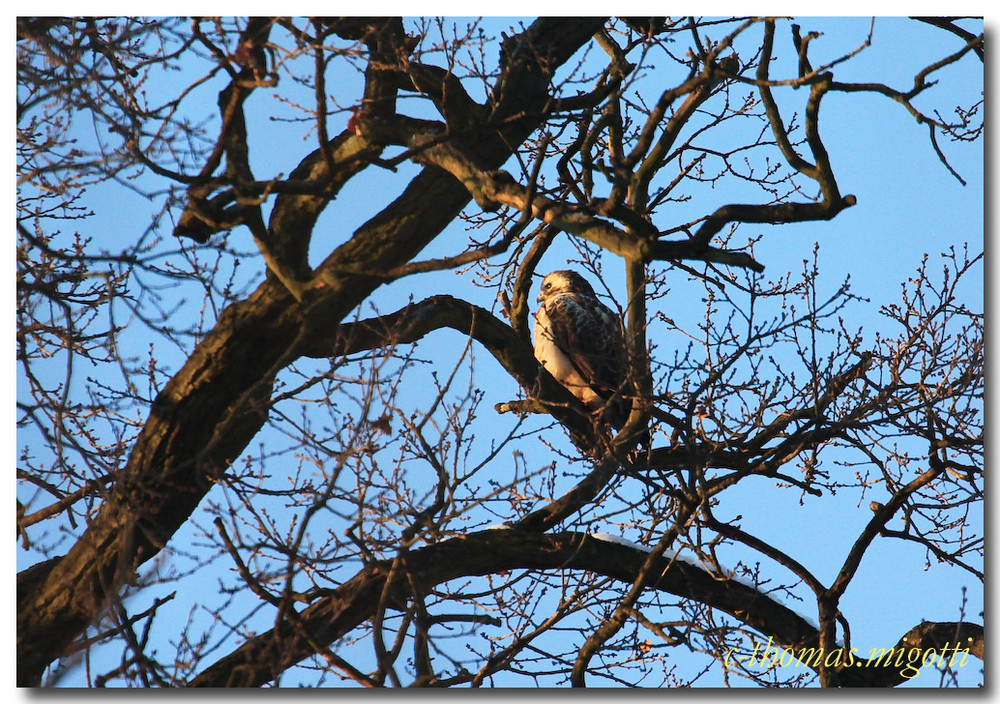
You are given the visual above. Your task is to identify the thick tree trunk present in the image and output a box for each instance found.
[16,18,607,686]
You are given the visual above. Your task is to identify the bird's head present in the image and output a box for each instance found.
[537,270,597,303]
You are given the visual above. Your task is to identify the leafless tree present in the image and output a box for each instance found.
[17,16,983,688]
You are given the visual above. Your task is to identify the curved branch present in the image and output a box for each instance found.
[688,19,857,249]
[188,530,813,686]
[299,294,598,447]
[357,114,765,272]
[188,530,981,687]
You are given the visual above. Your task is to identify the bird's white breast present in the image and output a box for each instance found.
[533,304,601,405]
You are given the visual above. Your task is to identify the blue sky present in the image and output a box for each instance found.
[14,16,983,688]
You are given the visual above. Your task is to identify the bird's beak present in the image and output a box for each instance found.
[536,292,544,303]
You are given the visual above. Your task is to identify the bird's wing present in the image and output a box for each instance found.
[542,294,624,398]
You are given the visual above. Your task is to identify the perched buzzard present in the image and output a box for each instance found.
[533,270,629,427]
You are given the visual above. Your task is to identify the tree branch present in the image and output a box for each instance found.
[16,17,607,686]
[356,114,766,272]
[188,530,981,687]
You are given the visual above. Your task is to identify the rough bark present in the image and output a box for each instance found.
[15,17,607,686]
[188,530,982,687]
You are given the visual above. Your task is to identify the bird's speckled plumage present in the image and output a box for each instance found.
[533,270,628,425]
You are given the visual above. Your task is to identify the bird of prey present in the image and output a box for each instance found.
[533,270,629,427]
